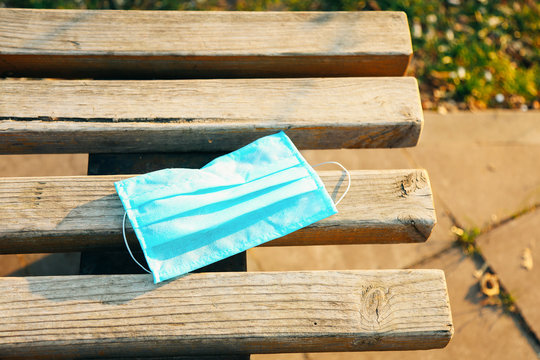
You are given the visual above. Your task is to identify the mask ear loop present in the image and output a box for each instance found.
[123,212,152,274]
[312,161,351,206]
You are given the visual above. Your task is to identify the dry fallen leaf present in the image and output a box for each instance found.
[451,226,464,236]
[480,273,500,297]
[521,247,533,270]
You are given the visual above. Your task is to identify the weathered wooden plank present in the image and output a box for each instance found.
[0,77,423,153]
[0,270,453,358]
[0,169,436,254]
[0,9,412,78]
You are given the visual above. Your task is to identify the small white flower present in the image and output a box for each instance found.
[495,93,505,103]
[484,70,493,82]
[427,14,437,24]
[488,16,501,27]
[457,66,466,79]
[413,21,422,38]
[438,44,449,52]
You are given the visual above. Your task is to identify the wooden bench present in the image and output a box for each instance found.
[0,9,453,359]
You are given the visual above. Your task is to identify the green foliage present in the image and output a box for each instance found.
[401,0,539,110]
[453,226,481,256]
[3,0,539,110]
[499,290,517,313]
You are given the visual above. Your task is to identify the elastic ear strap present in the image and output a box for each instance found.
[123,212,152,274]
[312,161,351,206]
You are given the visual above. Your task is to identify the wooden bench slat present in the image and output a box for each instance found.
[0,77,423,153]
[0,9,412,78]
[0,270,453,358]
[0,170,435,254]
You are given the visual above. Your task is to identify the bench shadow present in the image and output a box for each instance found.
[329,171,348,203]
[18,192,159,304]
[6,253,81,277]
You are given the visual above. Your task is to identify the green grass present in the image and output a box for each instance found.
[453,226,482,256]
[499,290,517,313]
[3,0,539,110]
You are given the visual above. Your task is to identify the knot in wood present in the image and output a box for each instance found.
[360,286,387,326]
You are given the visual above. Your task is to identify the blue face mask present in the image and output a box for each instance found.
[115,131,340,283]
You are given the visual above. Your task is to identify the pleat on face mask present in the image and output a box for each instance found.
[115,131,347,283]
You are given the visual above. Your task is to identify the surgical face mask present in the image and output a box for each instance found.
[115,131,348,283]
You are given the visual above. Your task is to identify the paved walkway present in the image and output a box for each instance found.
[1,110,539,358]
[252,110,540,359]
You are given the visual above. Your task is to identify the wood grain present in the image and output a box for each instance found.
[0,77,423,153]
[0,170,436,254]
[0,9,412,78]
[0,270,453,358]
